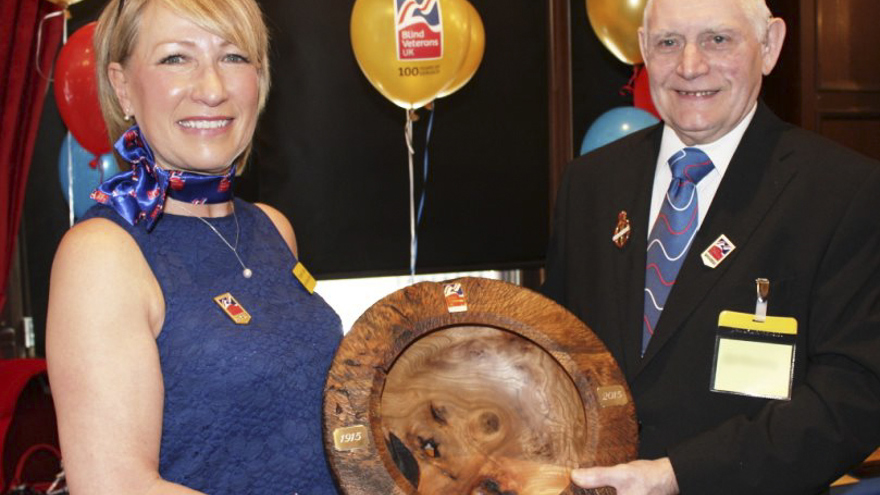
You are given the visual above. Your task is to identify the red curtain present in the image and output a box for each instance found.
[0,0,63,310]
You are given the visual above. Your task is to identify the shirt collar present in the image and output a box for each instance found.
[658,102,757,176]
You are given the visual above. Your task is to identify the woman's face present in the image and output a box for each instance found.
[109,2,260,174]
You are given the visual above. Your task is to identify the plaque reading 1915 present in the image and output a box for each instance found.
[323,277,637,495]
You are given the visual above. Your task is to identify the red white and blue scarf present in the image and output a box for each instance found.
[91,125,235,231]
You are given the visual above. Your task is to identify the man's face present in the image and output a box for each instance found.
[638,0,784,145]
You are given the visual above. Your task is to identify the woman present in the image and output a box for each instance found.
[46,0,342,493]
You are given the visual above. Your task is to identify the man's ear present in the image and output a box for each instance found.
[761,18,786,76]
[638,26,649,66]
[108,62,132,115]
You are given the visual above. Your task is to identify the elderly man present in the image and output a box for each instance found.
[543,0,880,493]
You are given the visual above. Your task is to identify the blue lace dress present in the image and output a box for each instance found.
[82,199,342,494]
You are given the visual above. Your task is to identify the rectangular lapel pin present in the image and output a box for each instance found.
[214,292,251,325]
[292,262,316,294]
[444,282,468,313]
[701,234,736,268]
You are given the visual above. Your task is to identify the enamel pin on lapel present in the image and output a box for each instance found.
[612,211,631,248]
[701,234,736,268]
[214,292,251,325]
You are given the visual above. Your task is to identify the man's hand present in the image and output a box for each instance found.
[570,457,679,495]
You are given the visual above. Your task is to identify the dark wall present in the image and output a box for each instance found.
[248,0,551,279]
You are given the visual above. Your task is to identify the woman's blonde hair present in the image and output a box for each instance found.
[94,0,271,172]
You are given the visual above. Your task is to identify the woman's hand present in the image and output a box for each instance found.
[570,458,679,495]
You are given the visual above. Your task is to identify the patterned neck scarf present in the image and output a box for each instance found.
[91,124,236,231]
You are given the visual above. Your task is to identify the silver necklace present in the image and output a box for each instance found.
[177,203,253,279]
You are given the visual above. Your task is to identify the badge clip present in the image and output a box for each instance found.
[754,278,769,322]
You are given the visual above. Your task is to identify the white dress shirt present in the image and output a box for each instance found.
[648,103,758,238]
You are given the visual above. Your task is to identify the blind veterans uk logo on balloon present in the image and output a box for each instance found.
[395,0,443,60]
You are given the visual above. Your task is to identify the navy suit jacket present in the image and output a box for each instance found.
[544,102,880,494]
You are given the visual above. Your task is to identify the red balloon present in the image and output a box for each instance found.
[632,64,661,120]
[54,22,111,155]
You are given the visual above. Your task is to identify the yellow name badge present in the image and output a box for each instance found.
[710,310,797,400]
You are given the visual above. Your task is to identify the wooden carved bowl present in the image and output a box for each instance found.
[323,277,637,495]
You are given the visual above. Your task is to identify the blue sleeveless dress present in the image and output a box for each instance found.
[82,199,342,494]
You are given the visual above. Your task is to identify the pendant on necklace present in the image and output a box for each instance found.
[214,292,252,325]
[177,203,253,279]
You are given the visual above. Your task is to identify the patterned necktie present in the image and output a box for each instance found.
[642,148,714,355]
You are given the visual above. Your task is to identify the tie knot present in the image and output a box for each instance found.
[668,147,714,184]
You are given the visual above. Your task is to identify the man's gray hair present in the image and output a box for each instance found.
[643,0,773,41]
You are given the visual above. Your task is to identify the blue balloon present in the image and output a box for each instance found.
[580,106,660,155]
[58,132,121,219]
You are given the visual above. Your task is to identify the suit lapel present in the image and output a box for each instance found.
[608,127,662,379]
[635,104,799,376]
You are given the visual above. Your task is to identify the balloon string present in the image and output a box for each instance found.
[620,64,642,96]
[405,109,417,283]
[66,133,75,227]
[35,10,66,82]
[418,103,434,226]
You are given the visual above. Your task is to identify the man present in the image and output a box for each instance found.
[543,0,880,493]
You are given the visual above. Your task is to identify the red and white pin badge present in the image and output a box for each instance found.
[701,234,736,268]
[214,292,251,325]
[443,283,468,313]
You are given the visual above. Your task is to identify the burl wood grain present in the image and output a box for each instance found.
[323,277,636,495]
[381,326,586,494]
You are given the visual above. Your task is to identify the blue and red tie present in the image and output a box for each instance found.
[642,148,714,355]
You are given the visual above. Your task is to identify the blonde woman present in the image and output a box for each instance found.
[46,0,342,493]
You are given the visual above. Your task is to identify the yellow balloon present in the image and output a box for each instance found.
[437,1,484,98]
[351,0,471,109]
[586,0,647,65]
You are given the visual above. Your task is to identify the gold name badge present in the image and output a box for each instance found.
[333,425,370,452]
[292,262,316,294]
[597,385,628,407]
[213,292,251,325]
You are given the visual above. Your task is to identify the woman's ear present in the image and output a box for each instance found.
[108,62,133,116]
